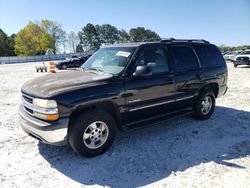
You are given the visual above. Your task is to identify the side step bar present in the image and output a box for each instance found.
[123,107,193,131]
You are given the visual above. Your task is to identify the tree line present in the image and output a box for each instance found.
[1,19,249,57]
[0,29,15,56]
[217,44,250,52]
[0,20,160,56]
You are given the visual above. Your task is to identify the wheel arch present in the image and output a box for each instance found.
[68,101,123,131]
[200,83,219,98]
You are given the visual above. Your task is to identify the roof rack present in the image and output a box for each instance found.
[160,38,210,44]
[133,38,161,42]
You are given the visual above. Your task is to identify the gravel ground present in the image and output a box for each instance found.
[0,62,250,188]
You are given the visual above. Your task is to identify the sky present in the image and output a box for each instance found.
[0,0,249,46]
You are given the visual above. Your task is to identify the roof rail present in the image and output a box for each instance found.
[136,38,161,42]
[160,38,210,44]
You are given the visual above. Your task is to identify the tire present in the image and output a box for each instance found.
[62,65,67,70]
[68,110,117,157]
[36,69,39,72]
[193,90,215,120]
[234,64,237,67]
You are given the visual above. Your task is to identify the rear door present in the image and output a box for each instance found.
[169,44,201,107]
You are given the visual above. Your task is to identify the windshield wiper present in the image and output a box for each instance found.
[89,67,104,73]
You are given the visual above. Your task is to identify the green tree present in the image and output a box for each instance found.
[118,29,130,43]
[231,45,250,51]
[79,23,101,50]
[14,22,52,56]
[0,29,8,56]
[129,27,160,42]
[7,34,16,56]
[217,44,231,52]
[41,19,66,54]
[96,24,119,45]
[76,44,84,52]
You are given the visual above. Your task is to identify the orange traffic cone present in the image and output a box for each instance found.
[49,62,56,73]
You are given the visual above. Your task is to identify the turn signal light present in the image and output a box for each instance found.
[33,112,59,121]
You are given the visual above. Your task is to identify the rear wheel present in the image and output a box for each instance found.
[68,110,116,157]
[193,90,215,120]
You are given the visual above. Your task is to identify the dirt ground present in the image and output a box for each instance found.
[0,62,250,188]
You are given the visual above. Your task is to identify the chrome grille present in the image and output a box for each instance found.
[21,93,58,115]
[22,94,33,103]
[21,93,34,116]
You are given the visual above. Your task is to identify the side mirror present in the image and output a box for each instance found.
[133,65,152,77]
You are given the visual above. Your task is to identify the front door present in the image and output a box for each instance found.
[122,44,176,125]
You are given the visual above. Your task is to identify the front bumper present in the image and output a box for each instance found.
[233,60,250,65]
[218,85,228,97]
[19,105,69,146]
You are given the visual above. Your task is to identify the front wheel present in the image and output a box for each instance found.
[193,90,215,120]
[68,110,116,157]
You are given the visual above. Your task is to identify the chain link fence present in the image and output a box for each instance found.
[0,52,92,64]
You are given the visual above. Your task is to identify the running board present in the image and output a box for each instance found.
[123,107,193,131]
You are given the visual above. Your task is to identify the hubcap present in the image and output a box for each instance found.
[83,121,109,149]
[201,96,212,115]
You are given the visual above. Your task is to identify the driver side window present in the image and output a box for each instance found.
[135,45,169,74]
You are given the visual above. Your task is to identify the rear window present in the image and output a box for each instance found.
[171,45,199,72]
[195,44,225,67]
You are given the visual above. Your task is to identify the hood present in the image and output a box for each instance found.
[236,54,250,58]
[22,70,113,98]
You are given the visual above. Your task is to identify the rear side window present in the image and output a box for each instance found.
[171,46,199,72]
[195,44,225,67]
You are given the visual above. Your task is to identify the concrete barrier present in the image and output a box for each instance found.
[0,52,92,64]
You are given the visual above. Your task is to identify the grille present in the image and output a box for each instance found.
[236,56,249,61]
[23,94,33,103]
[22,93,34,116]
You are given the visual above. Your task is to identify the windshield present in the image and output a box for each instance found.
[241,51,250,55]
[82,47,136,75]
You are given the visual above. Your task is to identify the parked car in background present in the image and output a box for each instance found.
[233,50,250,67]
[56,56,89,70]
[223,51,241,62]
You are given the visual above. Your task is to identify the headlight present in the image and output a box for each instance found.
[33,98,57,109]
[32,98,59,121]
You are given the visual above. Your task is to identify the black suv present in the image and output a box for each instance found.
[19,39,228,157]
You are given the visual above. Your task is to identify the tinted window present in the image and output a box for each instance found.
[241,51,250,55]
[195,45,225,67]
[171,46,199,72]
[135,45,169,74]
